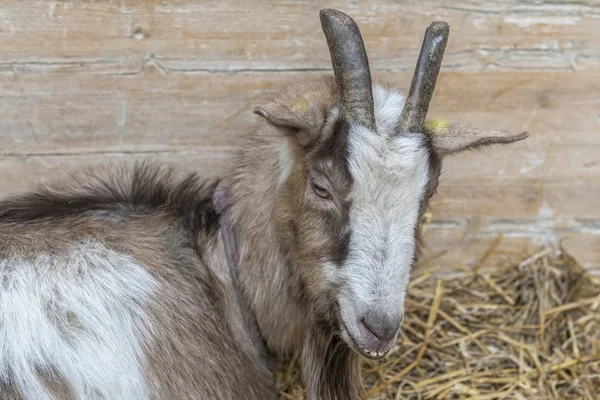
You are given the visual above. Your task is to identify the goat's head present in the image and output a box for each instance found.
[254,9,528,360]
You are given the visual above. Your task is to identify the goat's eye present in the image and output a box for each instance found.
[312,182,332,199]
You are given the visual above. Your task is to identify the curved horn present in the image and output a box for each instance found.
[320,9,375,128]
[398,21,449,134]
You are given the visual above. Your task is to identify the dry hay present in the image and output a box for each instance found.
[276,236,600,399]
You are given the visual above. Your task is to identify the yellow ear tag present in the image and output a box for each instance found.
[292,100,309,115]
[425,118,449,134]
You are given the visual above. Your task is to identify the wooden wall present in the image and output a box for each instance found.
[0,0,598,272]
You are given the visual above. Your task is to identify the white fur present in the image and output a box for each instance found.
[278,141,295,186]
[337,85,430,345]
[0,240,157,399]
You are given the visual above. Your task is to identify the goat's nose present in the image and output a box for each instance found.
[358,311,401,349]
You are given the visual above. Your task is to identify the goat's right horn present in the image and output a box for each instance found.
[320,9,375,129]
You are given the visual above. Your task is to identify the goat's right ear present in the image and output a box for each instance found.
[254,103,306,130]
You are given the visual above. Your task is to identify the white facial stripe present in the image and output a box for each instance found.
[338,85,430,323]
[0,240,156,399]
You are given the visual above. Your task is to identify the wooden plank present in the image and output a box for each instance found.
[560,234,600,274]
[0,0,598,73]
[1,69,598,221]
[421,227,600,275]
[0,70,598,153]
[0,151,230,190]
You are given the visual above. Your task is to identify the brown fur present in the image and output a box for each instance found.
[37,370,75,400]
[0,381,23,400]
[0,74,522,400]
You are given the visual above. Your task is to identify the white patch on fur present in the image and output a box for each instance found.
[328,106,340,122]
[337,85,430,344]
[278,140,295,186]
[0,240,157,399]
[372,84,406,134]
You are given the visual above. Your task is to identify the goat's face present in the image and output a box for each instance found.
[261,79,439,359]
[255,10,527,360]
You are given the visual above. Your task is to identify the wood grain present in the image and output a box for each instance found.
[0,0,598,270]
[1,1,598,72]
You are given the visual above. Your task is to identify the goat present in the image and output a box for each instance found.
[0,9,527,400]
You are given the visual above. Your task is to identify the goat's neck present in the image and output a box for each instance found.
[222,139,310,357]
[219,136,363,400]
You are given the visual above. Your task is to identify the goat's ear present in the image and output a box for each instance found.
[254,102,312,130]
[254,102,319,146]
[425,119,529,157]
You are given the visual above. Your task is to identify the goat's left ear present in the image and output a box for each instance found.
[425,119,529,157]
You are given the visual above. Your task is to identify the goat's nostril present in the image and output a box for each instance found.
[360,316,388,340]
[360,312,400,342]
[360,317,383,339]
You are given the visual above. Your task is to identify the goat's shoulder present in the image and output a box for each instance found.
[0,160,222,303]
[0,161,219,251]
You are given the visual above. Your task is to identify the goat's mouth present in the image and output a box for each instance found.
[339,318,391,360]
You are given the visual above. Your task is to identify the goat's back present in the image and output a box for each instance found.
[0,162,275,400]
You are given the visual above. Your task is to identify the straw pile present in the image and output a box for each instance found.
[276,236,600,399]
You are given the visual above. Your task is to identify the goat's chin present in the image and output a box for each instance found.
[338,319,391,361]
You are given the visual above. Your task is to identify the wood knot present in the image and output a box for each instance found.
[133,27,148,40]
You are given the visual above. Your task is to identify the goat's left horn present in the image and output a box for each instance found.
[320,9,375,129]
[398,21,449,134]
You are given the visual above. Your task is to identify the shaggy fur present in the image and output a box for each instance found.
[0,163,275,400]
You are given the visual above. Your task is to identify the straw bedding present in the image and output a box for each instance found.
[276,235,600,399]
